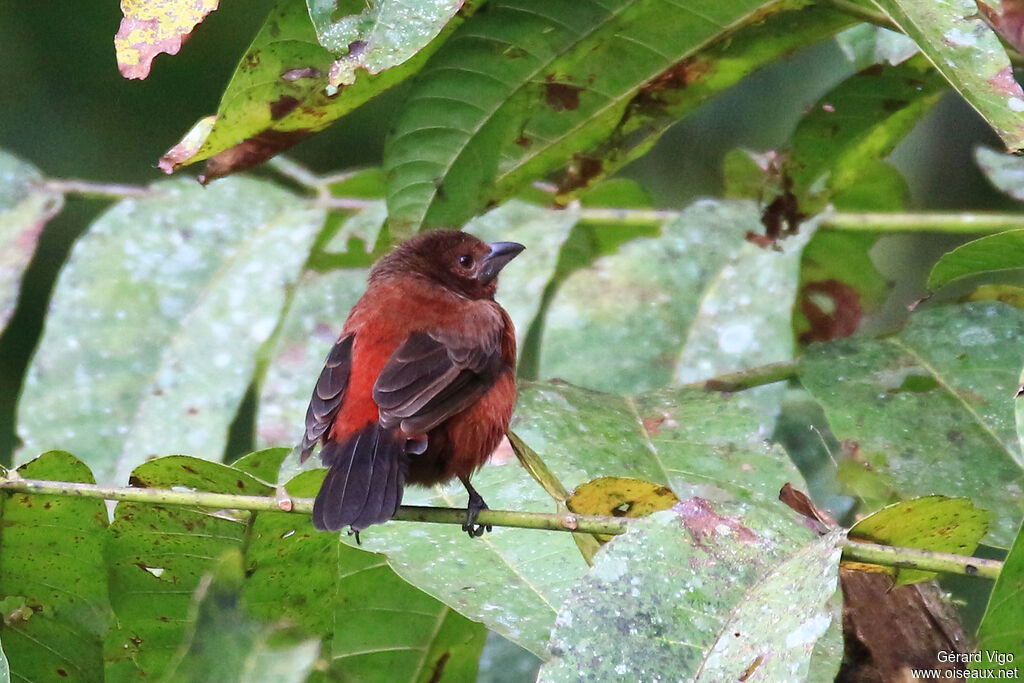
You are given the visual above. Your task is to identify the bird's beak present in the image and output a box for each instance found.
[479,241,525,283]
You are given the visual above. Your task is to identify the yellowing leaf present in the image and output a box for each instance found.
[114,0,220,80]
[567,476,678,542]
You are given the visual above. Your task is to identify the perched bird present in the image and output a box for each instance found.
[299,230,524,537]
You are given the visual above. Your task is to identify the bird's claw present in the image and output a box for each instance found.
[462,480,491,538]
[462,509,492,538]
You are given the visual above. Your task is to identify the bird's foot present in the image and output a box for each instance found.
[460,476,492,538]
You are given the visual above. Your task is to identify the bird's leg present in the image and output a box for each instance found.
[459,474,492,538]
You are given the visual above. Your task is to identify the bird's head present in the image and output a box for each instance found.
[373,230,525,300]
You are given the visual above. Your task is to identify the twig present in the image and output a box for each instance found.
[0,477,627,536]
[695,361,800,392]
[0,477,1005,578]
[822,212,1024,233]
[841,539,1003,580]
[36,179,155,199]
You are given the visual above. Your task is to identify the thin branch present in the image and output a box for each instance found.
[840,539,1003,580]
[695,361,799,393]
[576,207,680,227]
[823,212,1024,233]
[579,208,1019,234]
[265,157,324,192]
[2,476,1005,579]
[0,477,627,536]
[36,179,156,199]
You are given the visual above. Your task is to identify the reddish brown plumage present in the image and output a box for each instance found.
[299,230,523,535]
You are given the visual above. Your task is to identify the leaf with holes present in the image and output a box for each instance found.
[384,0,836,235]
[540,503,844,681]
[873,0,1024,151]
[0,452,110,682]
[0,151,63,336]
[307,0,465,87]
[16,178,324,484]
[800,302,1024,546]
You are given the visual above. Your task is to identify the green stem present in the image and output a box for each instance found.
[1,476,1005,578]
[696,361,799,392]
[577,207,1022,234]
[0,476,627,537]
[841,540,1002,580]
[36,179,155,199]
[822,212,1024,233]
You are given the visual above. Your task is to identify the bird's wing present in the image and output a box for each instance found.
[372,329,503,434]
[299,334,354,462]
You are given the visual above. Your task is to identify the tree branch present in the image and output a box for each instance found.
[36,179,156,199]
[576,207,1020,234]
[840,539,1003,580]
[696,361,799,392]
[0,476,627,536]
[822,212,1024,233]
[1,476,1004,579]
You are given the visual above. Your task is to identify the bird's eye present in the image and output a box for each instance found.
[458,254,474,268]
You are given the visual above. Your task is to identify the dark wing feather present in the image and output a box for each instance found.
[299,334,354,462]
[372,330,503,434]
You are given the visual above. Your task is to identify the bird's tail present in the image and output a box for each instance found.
[312,423,409,531]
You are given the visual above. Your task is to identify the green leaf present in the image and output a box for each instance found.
[787,54,946,212]
[16,178,324,484]
[0,150,63,335]
[104,456,483,681]
[873,0,1024,152]
[307,0,464,86]
[834,23,919,69]
[927,229,1024,290]
[540,200,807,395]
[0,452,110,683]
[509,3,855,205]
[540,504,843,681]
[163,0,464,180]
[973,519,1024,676]
[800,302,1024,546]
[351,379,807,656]
[159,549,320,683]
[848,496,992,584]
[384,0,837,234]
[229,447,292,483]
[104,456,274,679]
[243,471,487,681]
[977,145,1024,200]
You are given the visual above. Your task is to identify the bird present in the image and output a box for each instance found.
[298,230,524,537]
